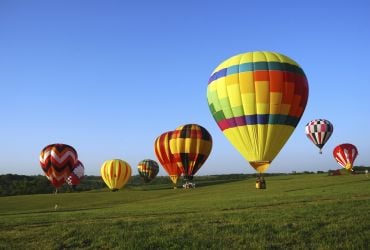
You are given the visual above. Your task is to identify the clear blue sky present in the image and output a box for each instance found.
[1,0,369,176]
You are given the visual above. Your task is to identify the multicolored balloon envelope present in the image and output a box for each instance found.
[333,143,358,171]
[305,119,333,153]
[207,51,309,173]
[39,143,78,188]
[137,159,159,183]
[101,159,132,191]
[169,124,212,181]
[66,160,85,186]
[154,131,183,185]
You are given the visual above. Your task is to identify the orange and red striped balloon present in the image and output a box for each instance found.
[154,131,183,184]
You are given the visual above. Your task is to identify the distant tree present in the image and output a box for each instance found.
[303,171,314,174]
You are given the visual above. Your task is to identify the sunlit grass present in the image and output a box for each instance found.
[0,174,369,249]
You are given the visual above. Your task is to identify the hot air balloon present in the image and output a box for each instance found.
[305,119,333,154]
[207,51,309,188]
[101,159,132,191]
[39,143,78,189]
[333,143,358,171]
[66,160,85,189]
[169,124,212,185]
[154,131,183,186]
[137,159,159,183]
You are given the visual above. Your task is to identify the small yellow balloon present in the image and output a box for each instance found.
[101,159,132,191]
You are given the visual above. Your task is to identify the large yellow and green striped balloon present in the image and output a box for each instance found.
[207,51,309,173]
[101,159,132,191]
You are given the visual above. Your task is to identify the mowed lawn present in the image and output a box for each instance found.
[0,174,369,249]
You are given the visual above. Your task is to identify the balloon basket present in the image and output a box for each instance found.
[182,182,196,189]
[255,177,266,189]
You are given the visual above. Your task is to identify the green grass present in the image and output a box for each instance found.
[0,174,369,249]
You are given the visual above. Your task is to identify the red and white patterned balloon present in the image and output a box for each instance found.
[40,143,78,188]
[66,161,85,186]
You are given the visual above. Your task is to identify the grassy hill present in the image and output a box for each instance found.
[0,174,369,249]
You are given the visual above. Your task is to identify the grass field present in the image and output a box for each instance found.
[0,174,369,249]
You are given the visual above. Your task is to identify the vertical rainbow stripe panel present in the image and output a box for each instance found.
[101,159,132,191]
[207,51,309,172]
[169,124,212,180]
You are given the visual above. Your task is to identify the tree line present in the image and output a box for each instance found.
[1,166,368,197]
[0,173,251,196]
